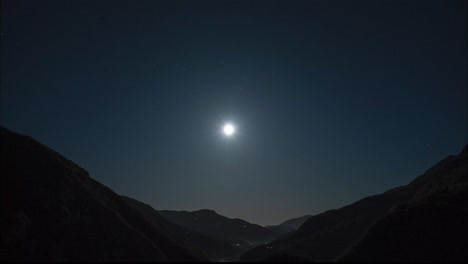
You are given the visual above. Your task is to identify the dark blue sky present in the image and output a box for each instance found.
[1,0,467,225]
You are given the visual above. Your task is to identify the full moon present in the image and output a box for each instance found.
[222,123,236,137]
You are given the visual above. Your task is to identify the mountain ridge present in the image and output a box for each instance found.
[2,125,466,262]
[241,145,468,262]
[159,209,281,247]
[121,195,245,261]
[0,126,199,262]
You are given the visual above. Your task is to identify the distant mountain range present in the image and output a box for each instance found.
[241,145,468,262]
[158,209,280,247]
[120,196,244,261]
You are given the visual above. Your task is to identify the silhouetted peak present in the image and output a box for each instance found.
[408,145,468,191]
[194,209,218,215]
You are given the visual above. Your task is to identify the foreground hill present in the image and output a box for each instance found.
[242,145,468,262]
[159,209,281,248]
[121,196,244,261]
[341,146,468,261]
[0,126,198,261]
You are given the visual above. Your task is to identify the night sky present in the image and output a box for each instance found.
[1,0,466,225]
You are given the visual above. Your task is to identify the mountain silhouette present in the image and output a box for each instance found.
[0,126,199,261]
[121,196,245,261]
[2,125,466,262]
[159,209,281,248]
[266,215,311,235]
[241,145,468,262]
[341,146,468,261]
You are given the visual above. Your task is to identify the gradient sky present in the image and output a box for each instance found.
[1,0,467,225]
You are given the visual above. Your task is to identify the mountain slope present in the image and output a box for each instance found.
[159,209,280,247]
[266,215,311,235]
[121,196,244,261]
[241,145,468,262]
[341,191,468,261]
[0,126,198,262]
[341,146,468,261]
